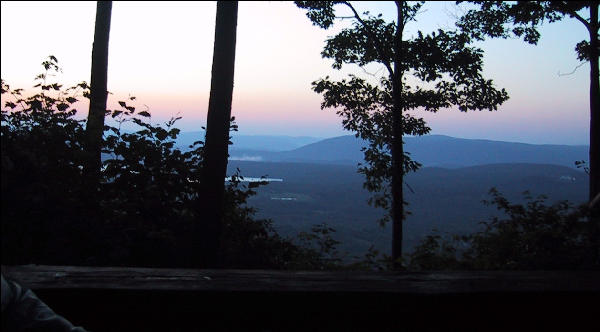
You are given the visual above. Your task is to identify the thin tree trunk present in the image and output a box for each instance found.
[84,1,112,182]
[587,3,599,264]
[588,3,599,204]
[201,1,238,267]
[391,1,405,268]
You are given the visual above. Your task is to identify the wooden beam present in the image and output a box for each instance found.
[3,265,599,331]
[3,265,599,294]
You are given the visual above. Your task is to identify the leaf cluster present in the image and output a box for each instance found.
[457,1,597,61]
[294,1,346,29]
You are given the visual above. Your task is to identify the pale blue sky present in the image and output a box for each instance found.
[0,1,592,145]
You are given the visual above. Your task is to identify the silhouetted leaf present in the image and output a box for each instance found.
[57,103,69,111]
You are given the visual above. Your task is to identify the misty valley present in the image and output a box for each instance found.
[216,134,588,260]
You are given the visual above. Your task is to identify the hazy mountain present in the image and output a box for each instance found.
[229,135,589,169]
[227,160,588,259]
[175,131,322,152]
[405,135,589,168]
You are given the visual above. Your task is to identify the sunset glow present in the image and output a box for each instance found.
[1,1,591,144]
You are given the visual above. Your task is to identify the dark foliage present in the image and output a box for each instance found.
[1,57,342,269]
[409,188,599,270]
[457,1,595,54]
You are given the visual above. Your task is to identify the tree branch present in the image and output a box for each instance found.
[360,65,385,77]
[405,181,415,194]
[569,10,590,31]
[341,1,395,78]
[558,61,586,76]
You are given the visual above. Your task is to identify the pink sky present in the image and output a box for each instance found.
[1,1,592,144]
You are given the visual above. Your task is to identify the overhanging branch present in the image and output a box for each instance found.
[568,10,591,31]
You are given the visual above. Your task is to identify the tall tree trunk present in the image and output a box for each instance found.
[391,1,405,269]
[201,1,238,267]
[84,1,112,183]
[589,3,599,204]
[587,2,599,264]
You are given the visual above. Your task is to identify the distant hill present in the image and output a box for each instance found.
[227,160,588,260]
[229,135,589,169]
[175,131,322,152]
[405,135,589,168]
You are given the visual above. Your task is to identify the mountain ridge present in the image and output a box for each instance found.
[226,134,589,169]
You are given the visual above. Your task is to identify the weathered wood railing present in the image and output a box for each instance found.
[2,265,599,331]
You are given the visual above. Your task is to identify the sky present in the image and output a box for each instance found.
[0,1,592,145]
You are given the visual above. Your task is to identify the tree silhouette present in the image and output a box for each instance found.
[457,0,599,267]
[201,1,239,267]
[84,1,112,184]
[296,1,508,267]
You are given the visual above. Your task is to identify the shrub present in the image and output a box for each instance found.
[408,188,599,270]
[1,56,342,269]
